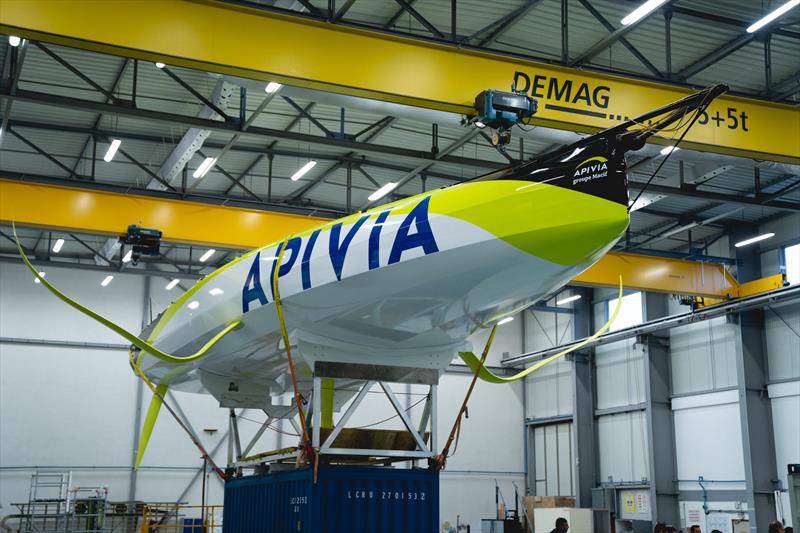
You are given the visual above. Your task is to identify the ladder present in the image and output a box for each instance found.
[24,471,72,532]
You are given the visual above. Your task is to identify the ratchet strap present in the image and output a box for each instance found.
[435,324,498,470]
[272,239,315,466]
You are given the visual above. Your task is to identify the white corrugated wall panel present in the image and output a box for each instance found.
[526,358,573,419]
[769,381,800,528]
[534,425,547,494]
[765,303,800,381]
[0,262,143,343]
[672,390,746,491]
[597,411,649,483]
[669,297,739,395]
[524,304,575,419]
[545,424,560,494]
[760,214,800,382]
[556,422,573,496]
[595,341,646,410]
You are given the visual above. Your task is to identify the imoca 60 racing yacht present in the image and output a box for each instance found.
[16,84,728,466]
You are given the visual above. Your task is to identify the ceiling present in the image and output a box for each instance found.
[1,0,799,280]
[227,0,800,101]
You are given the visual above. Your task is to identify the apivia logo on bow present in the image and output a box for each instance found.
[573,156,609,185]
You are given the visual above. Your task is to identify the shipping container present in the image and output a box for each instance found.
[223,465,439,533]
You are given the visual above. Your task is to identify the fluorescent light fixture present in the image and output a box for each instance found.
[155,62,166,69]
[52,238,65,253]
[621,0,668,25]
[560,146,585,162]
[193,157,217,178]
[34,271,46,284]
[101,275,114,287]
[556,294,582,305]
[734,232,775,248]
[290,160,317,181]
[165,279,180,290]
[187,301,200,310]
[8,36,21,47]
[209,287,224,296]
[199,249,216,262]
[660,145,679,156]
[747,0,800,33]
[103,139,122,162]
[122,249,133,263]
[498,316,515,325]
[474,120,486,129]
[265,81,282,94]
[368,182,398,202]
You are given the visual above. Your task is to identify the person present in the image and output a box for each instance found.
[654,523,667,533]
[550,517,569,533]
[689,525,701,533]
[711,530,722,533]
[768,521,785,533]
[784,527,793,533]
[667,528,677,533]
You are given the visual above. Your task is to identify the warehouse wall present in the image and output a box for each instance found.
[668,300,738,396]
[761,213,800,527]
[0,262,230,514]
[3,215,797,530]
[593,290,650,487]
[667,296,746,494]
[0,261,525,531]
[522,298,576,499]
[524,303,574,420]
[521,231,800,529]
[671,390,746,492]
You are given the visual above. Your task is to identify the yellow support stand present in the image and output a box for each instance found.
[321,378,335,430]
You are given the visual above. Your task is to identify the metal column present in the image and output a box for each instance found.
[128,275,149,501]
[730,225,778,532]
[643,292,679,526]
[571,286,597,507]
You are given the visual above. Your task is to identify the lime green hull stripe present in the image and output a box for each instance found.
[458,276,623,383]
[428,181,628,266]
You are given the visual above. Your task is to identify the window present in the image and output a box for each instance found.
[607,291,643,332]
[785,243,800,285]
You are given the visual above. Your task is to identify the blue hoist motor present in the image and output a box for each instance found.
[119,224,162,265]
[465,88,538,148]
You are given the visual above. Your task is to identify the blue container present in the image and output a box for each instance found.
[223,466,439,533]
[182,518,203,532]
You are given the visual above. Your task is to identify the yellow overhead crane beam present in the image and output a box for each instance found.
[0,0,798,164]
[0,179,782,299]
[0,179,326,250]
[573,252,784,300]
